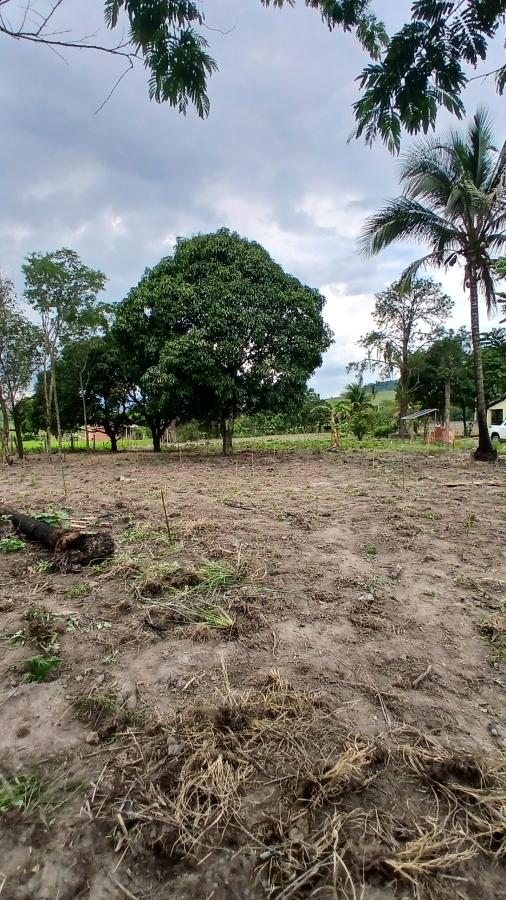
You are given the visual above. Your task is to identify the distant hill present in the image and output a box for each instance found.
[326,380,398,406]
[364,380,397,394]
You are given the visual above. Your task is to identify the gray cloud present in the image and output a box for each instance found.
[1,0,504,396]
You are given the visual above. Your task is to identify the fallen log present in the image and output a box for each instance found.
[0,506,115,572]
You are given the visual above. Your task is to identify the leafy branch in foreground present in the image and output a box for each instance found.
[7,1,504,148]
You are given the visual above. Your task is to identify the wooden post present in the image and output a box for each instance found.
[61,460,67,498]
[161,491,172,543]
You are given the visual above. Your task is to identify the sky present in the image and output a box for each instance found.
[1,0,505,397]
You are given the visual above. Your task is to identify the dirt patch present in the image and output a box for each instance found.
[0,448,505,898]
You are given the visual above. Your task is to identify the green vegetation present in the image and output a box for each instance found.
[361,110,506,461]
[349,279,453,435]
[23,654,61,683]
[195,560,244,594]
[64,583,92,600]
[0,537,25,553]
[5,2,505,152]
[0,774,46,812]
[115,229,331,453]
[31,508,68,528]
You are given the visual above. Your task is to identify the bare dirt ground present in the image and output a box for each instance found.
[1,448,505,900]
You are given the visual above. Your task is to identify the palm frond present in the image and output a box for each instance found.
[480,265,498,316]
[398,253,446,287]
[360,199,460,256]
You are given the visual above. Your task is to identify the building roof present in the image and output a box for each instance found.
[487,394,506,408]
[400,408,437,421]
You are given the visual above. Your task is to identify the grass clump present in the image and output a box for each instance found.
[195,559,244,594]
[74,690,142,738]
[24,654,61,683]
[7,629,27,647]
[195,606,235,630]
[24,604,60,654]
[0,537,25,553]
[64,582,91,601]
[134,561,183,596]
[0,774,45,812]
[86,672,506,897]
[121,522,176,549]
[480,611,506,664]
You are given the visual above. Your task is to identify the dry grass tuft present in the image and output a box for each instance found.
[87,674,506,897]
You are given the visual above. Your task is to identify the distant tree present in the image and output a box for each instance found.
[349,279,453,436]
[76,335,131,452]
[2,1,504,150]
[410,329,475,434]
[360,110,506,460]
[0,274,42,458]
[114,262,194,452]
[342,381,375,440]
[37,336,132,452]
[159,230,332,454]
[61,303,112,449]
[22,249,106,452]
[481,328,506,402]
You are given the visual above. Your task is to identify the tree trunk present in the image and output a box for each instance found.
[12,404,24,460]
[50,351,62,452]
[220,413,234,456]
[42,362,52,453]
[397,366,409,437]
[0,386,9,460]
[0,504,115,571]
[109,432,118,453]
[152,428,162,453]
[79,370,89,450]
[444,375,451,446]
[462,405,468,437]
[468,272,496,461]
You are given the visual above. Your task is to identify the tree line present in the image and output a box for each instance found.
[0,230,332,458]
[1,110,505,461]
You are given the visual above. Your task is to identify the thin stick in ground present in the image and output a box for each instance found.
[160,490,173,543]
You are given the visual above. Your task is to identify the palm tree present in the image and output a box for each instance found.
[343,382,374,412]
[360,109,506,461]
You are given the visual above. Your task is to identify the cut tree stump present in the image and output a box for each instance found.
[0,506,115,572]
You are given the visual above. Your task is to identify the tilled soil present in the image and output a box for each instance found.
[0,448,505,899]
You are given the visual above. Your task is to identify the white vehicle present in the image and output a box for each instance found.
[490,420,506,443]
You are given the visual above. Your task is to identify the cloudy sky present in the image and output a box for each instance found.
[1,0,505,396]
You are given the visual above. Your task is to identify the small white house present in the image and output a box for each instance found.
[487,394,506,427]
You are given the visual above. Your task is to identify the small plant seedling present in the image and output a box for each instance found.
[64,583,91,601]
[35,559,53,574]
[0,537,25,553]
[25,604,54,624]
[0,774,45,812]
[366,546,378,557]
[90,559,111,574]
[196,606,235,630]
[8,629,27,647]
[65,615,82,632]
[31,508,69,528]
[23,655,61,683]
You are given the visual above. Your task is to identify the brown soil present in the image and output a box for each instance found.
[0,448,505,899]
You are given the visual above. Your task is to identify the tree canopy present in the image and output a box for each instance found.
[117,229,332,453]
[349,278,453,433]
[2,1,504,149]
